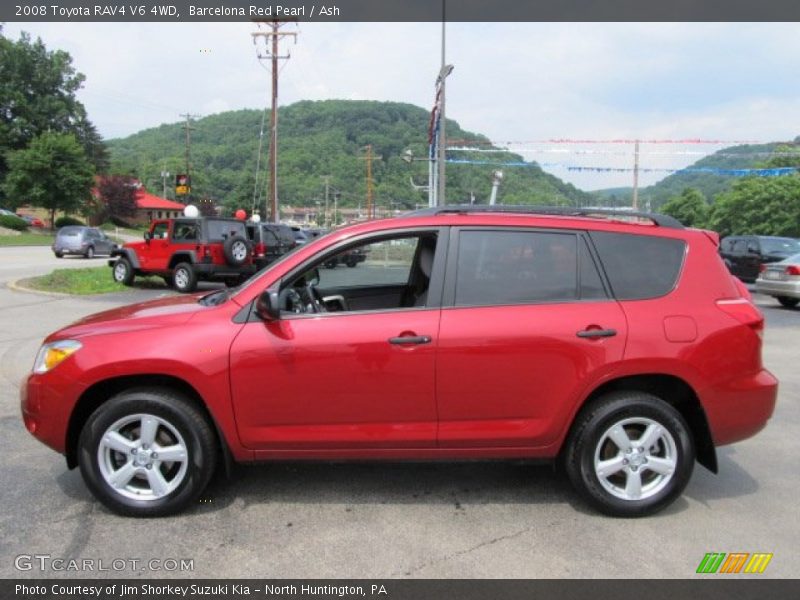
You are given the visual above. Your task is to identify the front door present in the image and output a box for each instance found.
[229,230,445,450]
[140,221,171,270]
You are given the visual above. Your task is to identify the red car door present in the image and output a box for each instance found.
[229,231,445,451]
[139,221,171,270]
[435,228,628,449]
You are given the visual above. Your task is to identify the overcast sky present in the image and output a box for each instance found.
[6,22,800,190]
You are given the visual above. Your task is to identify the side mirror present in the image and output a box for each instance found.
[144,231,152,242]
[255,290,281,321]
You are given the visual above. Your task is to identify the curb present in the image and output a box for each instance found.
[5,278,71,298]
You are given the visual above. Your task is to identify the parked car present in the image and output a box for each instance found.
[755,252,800,308]
[246,222,297,270]
[323,245,369,268]
[108,217,255,293]
[720,235,800,283]
[18,214,45,228]
[0,207,17,217]
[291,226,310,245]
[52,226,117,258]
[22,206,777,518]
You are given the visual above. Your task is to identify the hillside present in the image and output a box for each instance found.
[592,142,789,208]
[107,100,592,213]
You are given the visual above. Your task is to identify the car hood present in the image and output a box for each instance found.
[47,293,208,341]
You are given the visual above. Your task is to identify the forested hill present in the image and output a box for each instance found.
[107,100,592,211]
[593,142,789,208]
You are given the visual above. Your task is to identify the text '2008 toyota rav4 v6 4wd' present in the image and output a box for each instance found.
[109,217,255,292]
[22,206,777,517]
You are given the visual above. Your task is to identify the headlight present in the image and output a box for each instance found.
[33,340,82,374]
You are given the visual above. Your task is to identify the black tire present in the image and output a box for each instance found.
[324,259,338,269]
[77,387,217,517]
[346,257,358,268]
[223,235,251,267]
[112,258,135,286]
[85,246,95,259]
[172,262,197,293]
[224,276,242,288]
[564,391,694,517]
[777,296,799,308]
[54,252,63,259]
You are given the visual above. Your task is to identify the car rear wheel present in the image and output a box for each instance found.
[565,391,694,517]
[77,388,217,517]
[777,296,799,308]
[172,262,197,293]
[112,258,135,286]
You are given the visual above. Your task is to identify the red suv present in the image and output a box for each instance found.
[109,217,254,292]
[21,206,777,517]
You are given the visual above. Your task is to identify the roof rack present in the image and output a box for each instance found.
[406,204,684,229]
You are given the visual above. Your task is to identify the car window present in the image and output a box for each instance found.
[172,221,198,241]
[151,222,169,239]
[589,231,685,300]
[318,237,419,288]
[207,220,245,241]
[455,230,579,307]
[760,238,800,254]
[58,227,82,237]
[732,239,747,255]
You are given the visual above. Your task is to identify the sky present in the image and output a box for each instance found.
[6,21,800,191]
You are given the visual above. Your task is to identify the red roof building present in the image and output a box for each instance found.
[134,189,185,223]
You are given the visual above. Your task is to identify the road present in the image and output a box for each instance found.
[0,246,798,579]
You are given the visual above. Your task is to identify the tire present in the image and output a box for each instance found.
[172,262,197,293]
[54,252,63,259]
[223,235,251,267]
[564,391,695,517]
[324,259,338,269]
[85,246,95,259]
[77,387,217,517]
[346,257,358,268]
[112,258,135,286]
[224,276,242,288]
[777,296,799,308]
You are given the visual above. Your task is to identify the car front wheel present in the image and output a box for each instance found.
[112,258,135,286]
[77,388,217,517]
[565,391,694,517]
[172,262,197,293]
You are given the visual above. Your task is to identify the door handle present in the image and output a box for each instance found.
[388,335,432,345]
[576,328,617,339]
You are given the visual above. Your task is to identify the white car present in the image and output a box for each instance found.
[756,252,800,308]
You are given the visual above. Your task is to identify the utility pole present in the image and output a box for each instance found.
[179,113,199,205]
[436,3,453,207]
[632,139,640,210]
[322,176,331,228]
[359,145,382,220]
[160,163,170,199]
[252,20,298,223]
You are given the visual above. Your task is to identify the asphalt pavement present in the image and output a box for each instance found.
[0,246,798,578]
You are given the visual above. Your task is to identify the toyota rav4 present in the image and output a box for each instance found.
[23,206,777,517]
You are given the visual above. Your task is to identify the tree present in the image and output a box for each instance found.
[0,30,107,197]
[660,188,709,228]
[96,175,137,222]
[706,176,800,237]
[3,132,95,227]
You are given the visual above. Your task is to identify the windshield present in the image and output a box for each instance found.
[761,238,800,254]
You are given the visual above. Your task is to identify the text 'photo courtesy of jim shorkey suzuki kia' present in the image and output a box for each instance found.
[21,206,778,518]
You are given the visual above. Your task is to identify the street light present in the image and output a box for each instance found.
[436,64,454,207]
[489,170,503,205]
[402,148,434,207]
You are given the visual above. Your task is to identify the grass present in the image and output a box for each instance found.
[22,266,168,295]
[0,232,54,246]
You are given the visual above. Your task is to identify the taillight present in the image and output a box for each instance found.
[786,265,800,276]
[759,264,767,273]
[716,298,764,338]
[255,243,266,257]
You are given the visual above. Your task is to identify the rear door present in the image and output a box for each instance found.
[435,227,628,449]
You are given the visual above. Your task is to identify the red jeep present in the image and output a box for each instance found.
[109,217,255,292]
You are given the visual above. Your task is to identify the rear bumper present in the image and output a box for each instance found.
[755,278,800,299]
[703,368,778,446]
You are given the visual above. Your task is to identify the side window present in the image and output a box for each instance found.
[579,238,608,300]
[746,239,760,254]
[454,230,578,307]
[732,239,747,255]
[318,236,420,288]
[151,223,169,240]
[589,231,686,300]
[172,221,198,241]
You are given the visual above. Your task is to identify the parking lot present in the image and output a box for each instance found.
[0,245,798,579]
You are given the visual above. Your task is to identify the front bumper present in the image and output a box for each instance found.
[20,369,78,455]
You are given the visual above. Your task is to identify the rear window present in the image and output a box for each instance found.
[760,237,800,255]
[206,220,246,242]
[589,231,686,300]
[57,227,83,237]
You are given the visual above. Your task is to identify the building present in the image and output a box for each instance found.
[134,189,186,223]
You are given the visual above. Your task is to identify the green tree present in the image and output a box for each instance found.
[3,132,95,227]
[706,175,800,237]
[0,30,107,197]
[660,188,708,228]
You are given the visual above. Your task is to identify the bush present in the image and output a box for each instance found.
[0,214,29,231]
[54,216,85,228]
